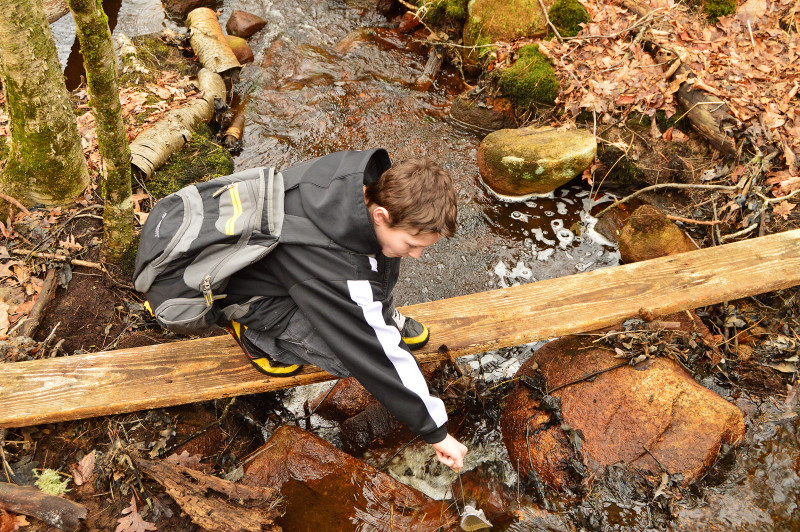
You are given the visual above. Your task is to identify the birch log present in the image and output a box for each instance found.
[129,68,226,178]
[186,7,242,74]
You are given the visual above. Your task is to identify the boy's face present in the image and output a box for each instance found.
[376,225,441,258]
[370,206,441,258]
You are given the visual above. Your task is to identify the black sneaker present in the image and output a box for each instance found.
[393,309,430,350]
[226,321,303,377]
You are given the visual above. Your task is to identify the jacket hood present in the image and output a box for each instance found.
[281,149,391,254]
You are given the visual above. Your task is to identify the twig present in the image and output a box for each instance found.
[10,249,103,270]
[0,193,30,215]
[537,0,564,42]
[17,269,58,338]
[547,361,630,394]
[378,435,421,470]
[643,446,669,473]
[747,20,756,49]
[397,0,418,11]
[157,398,237,458]
[594,183,740,219]
[666,214,721,226]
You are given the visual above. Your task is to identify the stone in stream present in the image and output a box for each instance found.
[464,0,548,48]
[500,334,745,490]
[450,92,517,134]
[242,425,459,531]
[161,0,218,20]
[225,35,254,64]
[310,377,378,422]
[225,10,267,39]
[618,204,698,263]
[477,126,596,198]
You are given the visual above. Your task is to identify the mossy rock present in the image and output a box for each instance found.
[146,125,234,199]
[618,205,697,263]
[416,0,468,23]
[702,0,736,22]
[464,0,546,47]
[498,44,559,108]
[548,0,589,37]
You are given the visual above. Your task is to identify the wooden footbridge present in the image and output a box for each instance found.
[2,229,800,429]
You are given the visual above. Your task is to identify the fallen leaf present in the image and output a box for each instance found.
[165,451,210,472]
[772,201,796,220]
[71,451,96,486]
[58,234,83,252]
[115,496,157,532]
[0,510,29,532]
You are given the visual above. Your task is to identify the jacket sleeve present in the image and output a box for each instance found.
[272,245,449,444]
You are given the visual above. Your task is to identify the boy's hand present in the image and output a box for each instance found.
[432,434,468,471]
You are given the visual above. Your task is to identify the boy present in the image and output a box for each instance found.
[222,148,468,471]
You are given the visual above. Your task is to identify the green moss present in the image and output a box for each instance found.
[120,35,191,86]
[147,124,234,199]
[417,0,468,23]
[35,469,71,496]
[498,44,559,108]
[548,0,589,37]
[703,0,736,22]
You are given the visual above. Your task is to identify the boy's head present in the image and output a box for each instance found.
[364,158,458,259]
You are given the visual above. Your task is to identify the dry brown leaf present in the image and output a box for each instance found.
[772,200,796,220]
[0,510,29,532]
[115,496,157,532]
[164,450,211,472]
[58,234,83,252]
[71,451,96,486]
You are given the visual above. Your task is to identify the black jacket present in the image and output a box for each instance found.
[225,149,448,444]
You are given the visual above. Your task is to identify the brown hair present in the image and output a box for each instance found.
[364,158,457,237]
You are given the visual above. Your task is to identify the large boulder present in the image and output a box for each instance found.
[242,426,458,530]
[464,0,547,47]
[618,204,697,263]
[225,10,267,39]
[501,335,745,489]
[477,126,596,198]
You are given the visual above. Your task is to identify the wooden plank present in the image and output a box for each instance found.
[2,229,800,429]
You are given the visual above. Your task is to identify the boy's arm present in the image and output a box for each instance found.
[273,246,449,443]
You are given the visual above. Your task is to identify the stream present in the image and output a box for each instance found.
[51,0,799,529]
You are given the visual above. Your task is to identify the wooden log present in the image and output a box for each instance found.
[186,7,242,74]
[619,0,736,154]
[129,68,226,179]
[136,459,280,532]
[1,229,800,429]
[0,482,86,531]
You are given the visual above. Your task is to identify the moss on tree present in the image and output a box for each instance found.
[498,44,559,108]
[147,124,234,199]
[548,0,590,37]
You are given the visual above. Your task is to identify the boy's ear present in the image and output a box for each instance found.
[371,206,392,226]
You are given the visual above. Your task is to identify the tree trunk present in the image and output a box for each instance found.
[68,0,134,262]
[0,0,89,207]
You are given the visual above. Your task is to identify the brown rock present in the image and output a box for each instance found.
[162,0,218,20]
[243,426,458,531]
[398,11,422,33]
[225,10,267,39]
[225,35,254,64]
[618,204,697,263]
[310,377,377,422]
[340,402,410,455]
[501,335,745,489]
[450,93,517,134]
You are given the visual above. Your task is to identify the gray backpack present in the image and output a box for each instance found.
[133,166,332,334]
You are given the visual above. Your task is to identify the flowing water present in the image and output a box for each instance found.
[50,0,800,529]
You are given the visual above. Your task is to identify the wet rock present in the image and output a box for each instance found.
[507,507,576,532]
[450,92,517,134]
[345,0,394,14]
[618,204,697,263]
[310,377,378,422]
[242,425,458,531]
[502,335,745,490]
[161,0,219,21]
[225,10,267,39]
[225,35,254,64]
[477,126,596,198]
[340,402,408,455]
[398,11,422,33]
[453,465,536,529]
[464,0,547,47]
